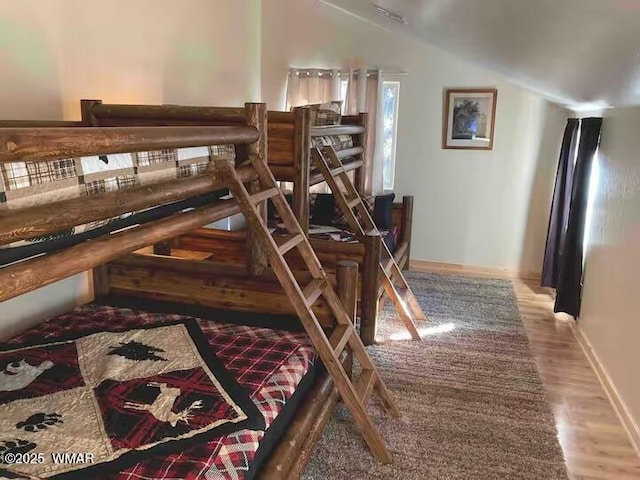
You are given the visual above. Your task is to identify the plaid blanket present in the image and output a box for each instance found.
[0,305,316,480]
[0,145,235,250]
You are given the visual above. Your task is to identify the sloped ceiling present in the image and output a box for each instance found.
[321,0,640,109]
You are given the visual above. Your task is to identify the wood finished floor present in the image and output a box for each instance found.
[412,264,640,480]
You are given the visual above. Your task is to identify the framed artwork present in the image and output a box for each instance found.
[442,88,498,150]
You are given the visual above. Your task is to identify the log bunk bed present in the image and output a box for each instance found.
[80,99,420,345]
[0,104,400,480]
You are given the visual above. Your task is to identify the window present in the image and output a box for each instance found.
[382,81,400,190]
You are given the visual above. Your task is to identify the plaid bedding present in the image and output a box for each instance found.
[0,144,236,250]
[0,305,316,480]
[311,134,354,152]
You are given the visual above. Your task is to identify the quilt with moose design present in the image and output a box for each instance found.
[0,318,266,479]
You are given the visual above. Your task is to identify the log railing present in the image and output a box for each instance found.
[0,108,268,299]
[0,125,258,162]
[0,165,256,246]
[83,100,248,126]
[0,199,241,303]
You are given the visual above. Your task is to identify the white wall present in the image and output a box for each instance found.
[262,0,569,273]
[579,106,640,439]
[0,0,261,338]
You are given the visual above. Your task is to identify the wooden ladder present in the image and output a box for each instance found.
[312,146,427,341]
[211,156,399,464]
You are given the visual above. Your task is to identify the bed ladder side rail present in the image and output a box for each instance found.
[312,146,427,341]
[210,156,399,465]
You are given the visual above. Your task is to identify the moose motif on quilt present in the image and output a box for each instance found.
[0,320,263,479]
[0,359,54,391]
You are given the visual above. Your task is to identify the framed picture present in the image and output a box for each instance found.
[442,88,498,150]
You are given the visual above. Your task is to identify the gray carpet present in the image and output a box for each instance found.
[303,272,568,479]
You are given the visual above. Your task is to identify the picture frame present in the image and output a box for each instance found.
[442,88,498,150]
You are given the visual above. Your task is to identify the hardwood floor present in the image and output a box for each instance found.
[412,263,640,479]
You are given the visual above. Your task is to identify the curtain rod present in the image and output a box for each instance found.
[290,68,408,77]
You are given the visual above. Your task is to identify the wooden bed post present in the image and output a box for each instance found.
[292,107,311,234]
[400,196,414,270]
[354,112,368,195]
[80,99,101,126]
[245,102,268,275]
[361,231,381,345]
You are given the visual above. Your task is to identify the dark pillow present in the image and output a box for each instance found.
[311,193,335,226]
[373,193,395,230]
[267,193,293,223]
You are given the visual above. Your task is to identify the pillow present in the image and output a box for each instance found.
[314,101,343,126]
[311,193,335,226]
[373,193,395,230]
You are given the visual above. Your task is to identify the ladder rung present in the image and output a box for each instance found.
[347,197,360,209]
[249,187,280,204]
[329,166,345,177]
[303,278,325,307]
[383,257,395,275]
[356,369,376,403]
[276,234,304,255]
[328,324,352,356]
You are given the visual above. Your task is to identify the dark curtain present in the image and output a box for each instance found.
[541,118,580,288]
[554,117,603,317]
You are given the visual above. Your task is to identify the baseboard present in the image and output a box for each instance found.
[571,322,640,457]
[409,259,542,281]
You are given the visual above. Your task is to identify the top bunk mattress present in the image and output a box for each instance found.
[0,303,317,480]
[311,134,354,152]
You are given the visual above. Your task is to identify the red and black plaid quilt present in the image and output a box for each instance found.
[0,305,316,480]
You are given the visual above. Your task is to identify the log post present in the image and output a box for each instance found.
[355,112,368,195]
[292,107,311,234]
[337,260,358,379]
[400,195,414,270]
[245,102,268,276]
[361,231,381,345]
[80,99,102,126]
[92,264,110,299]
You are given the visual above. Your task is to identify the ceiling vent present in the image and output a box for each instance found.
[373,5,408,24]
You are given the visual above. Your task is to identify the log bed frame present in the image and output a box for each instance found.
[0,104,353,479]
[80,99,414,345]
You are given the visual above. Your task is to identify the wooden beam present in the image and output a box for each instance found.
[89,101,247,124]
[267,110,295,124]
[360,231,382,345]
[0,200,241,303]
[0,120,84,128]
[0,125,260,162]
[104,254,333,326]
[354,112,368,194]
[310,125,365,137]
[80,99,101,126]
[0,164,257,246]
[292,107,311,233]
[245,103,269,276]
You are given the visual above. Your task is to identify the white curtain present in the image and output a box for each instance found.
[345,69,384,195]
[285,68,341,109]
